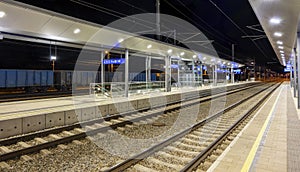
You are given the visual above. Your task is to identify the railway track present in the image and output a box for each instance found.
[103,82,281,172]
[0,82,268,166]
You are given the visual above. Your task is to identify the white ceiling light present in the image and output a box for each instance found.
[0,11,5,18]
[274,32,282,37]
[147,44,152,49]
[193,55,197,58]
[50,56,57,61]
[278,46,284,49]
[203,57,207,60]
[180,52,185,56]
[73,28,81,34]
[118,38,124,43]
[223,62,226,64]
[269,17,281,24]
[276,41,283,45]
[167,49,173,53]
[280,50,284,53]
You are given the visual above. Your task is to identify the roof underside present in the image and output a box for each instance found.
[0,0,289,72]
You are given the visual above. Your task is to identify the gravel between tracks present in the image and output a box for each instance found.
[1,84,273,171]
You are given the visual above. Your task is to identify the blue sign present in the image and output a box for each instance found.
[234,69,241,74]
[171,64,178,69]
[103,58,125,65]
[284,68,291,72]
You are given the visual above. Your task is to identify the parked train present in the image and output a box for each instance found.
[0,69,158,93]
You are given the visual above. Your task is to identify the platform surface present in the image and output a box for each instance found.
[0,81,252,121]
[209,82,300,172]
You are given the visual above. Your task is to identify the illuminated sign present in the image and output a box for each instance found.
[103,58,125,65]
[284,68,291,72]
[171,64,178,69]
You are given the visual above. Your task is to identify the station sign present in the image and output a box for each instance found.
[103,58,125,65]
[284,68,291,72]
[170,64,179,69]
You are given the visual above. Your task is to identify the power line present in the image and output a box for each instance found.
[208,0,270,60]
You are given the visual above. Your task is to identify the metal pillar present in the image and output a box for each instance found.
[146,56,151,89]
[212,65,215,86]
[125,49,129,97]
[290,62,293,87]
[165,56,171,92]
[156,0,161,40]
[200,63,203,86]
[101,51,105,88]
[297,35,300,108]
[215,65,218,86]
[177,59,180,87]
[192,60,195,87]
[231,44,235,83]
[294,48,297,98]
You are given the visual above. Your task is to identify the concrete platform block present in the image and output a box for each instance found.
[137,99,150,110]
[22,114,46,134]
[96,105,109,117]
[0,119,22,139]
[81,107,96,121]
[45,112,65,128]
[108,103,118,115]
[65,110,79,125]
[116,102,129,113]
[129,100,138,111]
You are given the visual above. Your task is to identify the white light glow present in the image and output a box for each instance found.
[0,11,5,18]
[203,57,207,60]
[147,44,152,49]
[167,49,173,53]
[180,52,185,56]
[270,17,281,24]
[73,28,81,34]
[280,50,284,53]
[274,32,282,37]
[276,41,283,45]
[193,55,197,58]
[278,46,284,49]
[50,56,57,60]
[223,62,226,64]
[118,38,124,43]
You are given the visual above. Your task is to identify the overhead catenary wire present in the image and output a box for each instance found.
[208,0,270,61]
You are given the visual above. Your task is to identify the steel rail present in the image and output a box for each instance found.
[0,82,263,162]
[103,82,278,172]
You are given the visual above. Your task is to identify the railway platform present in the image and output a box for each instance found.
[0,81,257,139]
[208,82,300,172]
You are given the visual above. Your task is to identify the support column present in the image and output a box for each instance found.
[297,35,300,108]
[125,49,129,97]
[212,65,215,86]
[214,65,218,86]
[146,56,151,89]
[177,59,180,87]
[294,49,297,97]
[165,56,171,92]
[231,44,235,83]
[192,60,195,87]
[290,62,293,87]
[101,51,105,88]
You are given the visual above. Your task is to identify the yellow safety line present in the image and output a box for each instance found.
[241,85,283,172]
